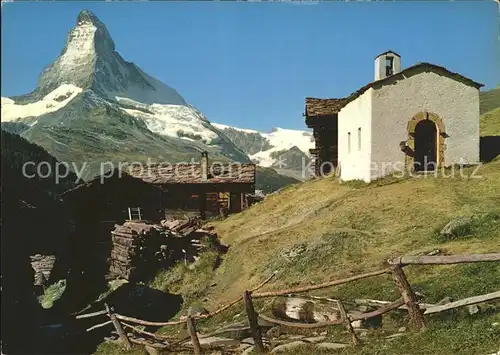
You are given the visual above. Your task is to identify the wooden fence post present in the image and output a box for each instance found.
[243,291,265,353]
[337,300,359,345]
[187,315,202,355]
[390,265,426,330]
[105,303,132,349]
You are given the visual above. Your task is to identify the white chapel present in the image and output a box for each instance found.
[305,51,483,182]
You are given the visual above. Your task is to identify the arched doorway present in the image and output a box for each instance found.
[414,119,437,171]
[406,112,446,172]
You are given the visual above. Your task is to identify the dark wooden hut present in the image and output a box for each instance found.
[59,171,164,307]
[304,98,346,176]
[125,152,256,218]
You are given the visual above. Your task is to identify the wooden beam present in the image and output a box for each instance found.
[243,291,265,353]
[424,290,500,315]
[354,298,434,311]
[253,269,389,298]
[106,303,132,350]
[115,314,185,327]
[121,322,173,341]
[76,309,108,319]
[390,265,426,330]
[388,253,500,266]
[258,314,343,328]
[337,300,359,345]
[351,298,405,321]
[86,320,113,332]
[187,316,202,355]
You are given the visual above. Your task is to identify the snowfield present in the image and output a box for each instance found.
[213,123,314,167]
[118,97,219,144]
[1,84,82,122]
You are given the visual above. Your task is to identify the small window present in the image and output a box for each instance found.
[348,132,351,154]
[358,127,362,151]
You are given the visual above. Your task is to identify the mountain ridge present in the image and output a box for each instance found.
[1,9,313,183]
[1,10,252,179]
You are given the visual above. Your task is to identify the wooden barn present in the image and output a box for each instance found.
[60,171,165,305]
[125,152,256,219]
[59,154,255,303]
[60,170,164,226]
[305,98,346,176]
[61,152,256,223]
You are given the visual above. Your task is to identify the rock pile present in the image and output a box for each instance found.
[30,254,56,287]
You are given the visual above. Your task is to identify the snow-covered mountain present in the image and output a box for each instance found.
[1,10,249,175]
[213,124,314,173]
[1,9,311,182]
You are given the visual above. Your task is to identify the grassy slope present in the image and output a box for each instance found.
[480,87,500,136]
[481,107,500,137]
[210,163,500,303]
[97,90,500,354]
[188,161,500,354]
[256,166,300,193]
[480,87,500,115]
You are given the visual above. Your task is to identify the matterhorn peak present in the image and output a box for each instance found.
[71,9,116,54]
[15,9,188,106]
[76,9,101,26]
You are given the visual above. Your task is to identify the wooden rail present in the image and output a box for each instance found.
[388,253,500,266]
[76,309,108,319]
[78,252,500,352]
[243,291,265,353]
[187,316,202,355]
[252,268,389,298]
[258,314,344,328]
[351,298,405,321]
[423,291,500,315]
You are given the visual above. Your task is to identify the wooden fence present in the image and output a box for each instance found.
[77,252,500,354]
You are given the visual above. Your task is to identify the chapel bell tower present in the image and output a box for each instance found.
[374,51,401,81]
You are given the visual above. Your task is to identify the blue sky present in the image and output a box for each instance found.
[2,1,498,131]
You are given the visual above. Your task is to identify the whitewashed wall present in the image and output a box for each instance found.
[370,71,480,181]
[338,88,373,182]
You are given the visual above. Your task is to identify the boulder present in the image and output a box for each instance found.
[145,345,160,355]
[196,336,240,347]
[440,216,473,239]
[241,336,270,346]
[315,342,349,350]
[266,326,281,338]
[349,310,382,329]
[272,297,340,323]
[241,346,255,355]
[187,306,209,317]
[271,341,307,353]
[385,333,406,341]
[467,304,480,315]
[303,336,327,343]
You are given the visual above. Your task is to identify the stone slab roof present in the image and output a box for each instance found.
[305,98,346,117]
[304,62,484,117]
[125,163,256,185]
